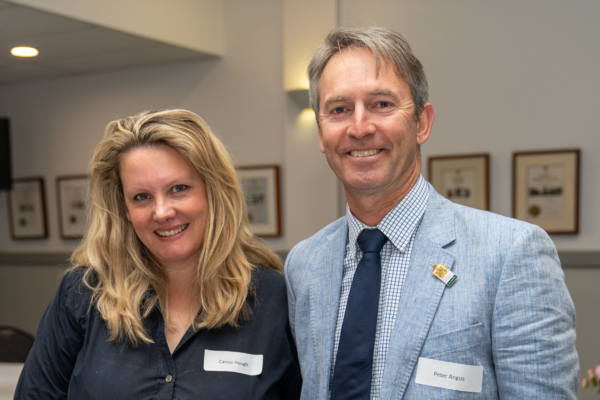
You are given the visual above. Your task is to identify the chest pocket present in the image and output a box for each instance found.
[420,323,483,366]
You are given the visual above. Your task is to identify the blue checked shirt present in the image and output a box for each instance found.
[330,175,429,400]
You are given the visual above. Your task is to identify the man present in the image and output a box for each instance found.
[284,27,578,399]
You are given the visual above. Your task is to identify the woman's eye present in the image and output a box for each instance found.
[172,185,187,193]
[134,193,149,201]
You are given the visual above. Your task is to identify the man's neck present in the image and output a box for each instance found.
[346,171,420,227]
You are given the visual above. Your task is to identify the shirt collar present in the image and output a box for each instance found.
[346,175,429,254]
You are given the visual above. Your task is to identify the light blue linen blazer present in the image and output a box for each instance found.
[284,183,578,399]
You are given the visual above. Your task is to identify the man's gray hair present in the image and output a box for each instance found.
[308,27,429,122]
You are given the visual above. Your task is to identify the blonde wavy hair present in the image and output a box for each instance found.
[71,109,282,346]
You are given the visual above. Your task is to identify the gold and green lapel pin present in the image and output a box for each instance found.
[432,264,457,287]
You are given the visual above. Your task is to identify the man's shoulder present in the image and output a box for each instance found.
[290,216,346,255]
[457,203,543,238]
[422,186,554,257]
[285,216,346,277]
[428,185,543,234]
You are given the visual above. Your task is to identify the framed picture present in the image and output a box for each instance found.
[428,153,490,211]
[7,177,48,239]
[237,165,281,237]
[56,175,90,239]
[513,149,580,234]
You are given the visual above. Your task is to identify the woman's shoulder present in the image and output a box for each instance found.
[58,267,94,318]
[253,266,284,282]
[252,266,285,288]
[251,267,286,303]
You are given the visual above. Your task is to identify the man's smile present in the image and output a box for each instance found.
[350,149,382,158]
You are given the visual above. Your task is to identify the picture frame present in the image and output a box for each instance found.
[56,175,90,239]
[7,177,48,240]
[428,153,490,211]
[513,149,580,234]
[237,165,281,237]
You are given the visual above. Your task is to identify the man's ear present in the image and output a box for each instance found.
[416,103,434,146]
[318,128,325,154]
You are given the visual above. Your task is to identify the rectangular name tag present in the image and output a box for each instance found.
[415,357,483,393]
[204,350,263,376]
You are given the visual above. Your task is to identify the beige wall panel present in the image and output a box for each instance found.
[283,0,336,91]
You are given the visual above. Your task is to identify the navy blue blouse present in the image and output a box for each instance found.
[15,267,301,400]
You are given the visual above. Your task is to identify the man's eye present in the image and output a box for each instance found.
[377,102,390,108]
[333,107,345,114]
[172,185,187,193]
[134,193,149,201]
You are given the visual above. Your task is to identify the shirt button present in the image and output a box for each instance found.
[165,375,173,382]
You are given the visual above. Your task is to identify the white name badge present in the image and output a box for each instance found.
[204,350,263,376]
[415,357,483,393]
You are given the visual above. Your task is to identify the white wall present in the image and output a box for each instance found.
[0,265,66,334]
[341,0,600,251]
[282,0,340,248]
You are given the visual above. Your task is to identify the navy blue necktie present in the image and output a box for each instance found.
[331,228,388,400]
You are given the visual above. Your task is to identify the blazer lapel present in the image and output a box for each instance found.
[308,219,347,397]
[380,187,456,400]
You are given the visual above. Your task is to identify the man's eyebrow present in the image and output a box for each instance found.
[322,90,399,109]
[323,96,347,107]
[370,89,398,99]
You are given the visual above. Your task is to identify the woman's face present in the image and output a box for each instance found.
[120,145,208,272]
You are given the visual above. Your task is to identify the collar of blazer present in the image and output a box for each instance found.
[380,184,457,399]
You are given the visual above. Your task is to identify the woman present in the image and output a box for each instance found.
[15,109,301,399]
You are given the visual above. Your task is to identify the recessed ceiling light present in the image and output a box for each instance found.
[11,47,39,57]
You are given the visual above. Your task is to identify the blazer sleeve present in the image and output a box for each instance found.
[492,224,578,399]
[15,270,88,400]
[284,245,299,341]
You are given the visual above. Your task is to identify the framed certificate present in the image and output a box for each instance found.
[428,154,490,211]
[7,177,48,239]
[56,175,90,239]
[237,165,281,237]
[512,149,580,234]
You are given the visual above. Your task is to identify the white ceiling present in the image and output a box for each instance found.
[0,1,213,85]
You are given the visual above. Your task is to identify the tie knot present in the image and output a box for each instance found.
[357,229,388,254]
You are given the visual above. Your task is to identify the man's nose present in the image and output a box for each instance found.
[153,197,176,223]
[347,105,375,139]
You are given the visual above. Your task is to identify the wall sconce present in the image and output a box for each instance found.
[288,89,309,110]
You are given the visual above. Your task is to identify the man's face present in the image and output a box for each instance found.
[318,48,432,201]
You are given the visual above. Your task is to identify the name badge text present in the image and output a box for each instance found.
[204,350,263,376]
[415,357,483,393]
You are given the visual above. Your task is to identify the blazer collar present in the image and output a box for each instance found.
[308,217,347,397]
[416,182,456,248]
[380,184,457,399]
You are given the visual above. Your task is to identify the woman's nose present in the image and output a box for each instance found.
[153,198,176,223]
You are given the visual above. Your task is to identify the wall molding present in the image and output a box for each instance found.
[0,252,72,266]
[556,251,600,268]
[0,251,597,268]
